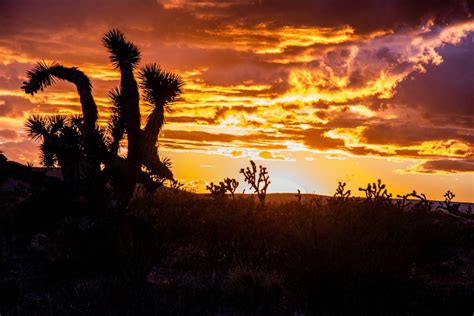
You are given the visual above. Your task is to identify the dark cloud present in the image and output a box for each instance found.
[415,159,474,173]
[0,63,32,90]
[218,0,472,33]
[345,146,392,157]
[0,96,37,117]
[0,0,159,33]
[363,123,474,146]
[0,129,19,140]
[161,130,287,146]
[283,128,345,150]
[201,61,289,89]
[394,34,474,116]
[2,0,471,44]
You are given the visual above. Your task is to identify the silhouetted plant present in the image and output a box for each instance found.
[206,177,239,198]
[411,192,433,213]
[397,190,432,213]
[224,178,239,198]
[333,182,351,201]
[396,192,411,210]
[359,179,392,204]
[22,29,183,207]
[240,160,270,206]
[168,179,185,192]
[295,189,302,203]
[206,182,227,198]
[25,115,100,192]
[437,190,460,214]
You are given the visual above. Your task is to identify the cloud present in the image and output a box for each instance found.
[394,34,474,116]
[287,128,345,151]
[161,130,288,150]
[155,0,472,33]
[259,151,285,160]
[363,123,474,146]
[0,129,19,141]
[0,95,37,117]
[0,139,39,164]
[411,159,474,173]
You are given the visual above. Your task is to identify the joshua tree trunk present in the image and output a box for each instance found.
[142,105,164,165]
[119,66,141,165]
[143,104,164,157]
[141,105,173,180]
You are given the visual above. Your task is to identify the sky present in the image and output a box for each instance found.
[0,0,473,201]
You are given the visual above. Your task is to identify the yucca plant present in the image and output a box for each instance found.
[22,29,183,208]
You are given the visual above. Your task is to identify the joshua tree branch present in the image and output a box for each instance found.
[103,29,142,165]
[22,62,98,130]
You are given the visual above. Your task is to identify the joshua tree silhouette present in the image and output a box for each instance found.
[22,29,183,207]
[240,160,270,206]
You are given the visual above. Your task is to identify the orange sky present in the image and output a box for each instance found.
[0,0,473,201]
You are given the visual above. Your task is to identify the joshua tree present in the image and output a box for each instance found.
[206,182,227,198]
[206,177,239,198]
[295,189,302,203]
[223,177,239,198]
[25,114,99,192]
[23,63,103,184]
[437,190,460,214]
[22,29,182,207]
[396,190,432,213]
[359,179,392,204]
[240,160,270,206]
[333,182,351,201]
[169,179,185,192]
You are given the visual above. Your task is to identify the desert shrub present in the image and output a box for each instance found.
[223,266,285,313]
[13,276,164,316]
[0,278,20,312]
[3,182,473,315]
[115,215,164,282]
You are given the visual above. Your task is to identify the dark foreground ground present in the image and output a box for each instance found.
[1,185,474,315]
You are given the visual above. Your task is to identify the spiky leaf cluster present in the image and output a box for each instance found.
[22,62,92,96]
[139,63,183,107]
[102,29,141,68]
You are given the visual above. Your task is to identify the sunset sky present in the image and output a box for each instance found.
[0,0,473,201]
